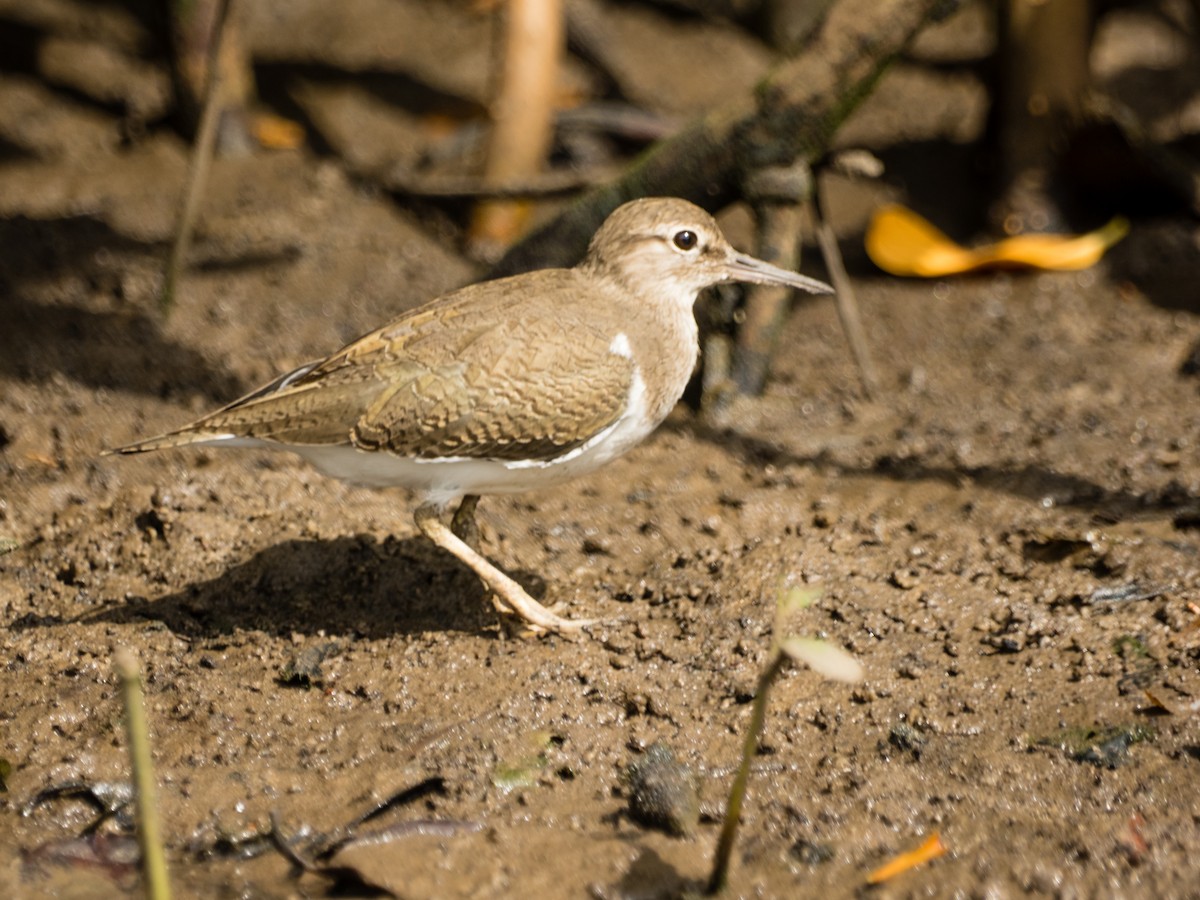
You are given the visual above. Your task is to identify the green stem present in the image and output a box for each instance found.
[115,648,172,900]
[707,650,787,895]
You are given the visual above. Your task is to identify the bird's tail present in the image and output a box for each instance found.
[103,429,237,456]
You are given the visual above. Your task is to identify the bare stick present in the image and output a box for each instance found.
[115,647,172,900]
[469,0,565,260]
[383,165,621,200]
[161,0,235,313]
[730,163,813,398]
[813,191,879,399]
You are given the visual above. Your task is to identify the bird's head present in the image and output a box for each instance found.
[581,197,833,310]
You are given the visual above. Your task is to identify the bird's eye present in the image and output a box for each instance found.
[672,230,698,251]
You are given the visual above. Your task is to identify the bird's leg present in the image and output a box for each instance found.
[447,494,512,615]
[414,503,592,636]
[450,494,482,549]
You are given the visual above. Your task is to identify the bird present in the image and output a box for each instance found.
[110,197,833,635]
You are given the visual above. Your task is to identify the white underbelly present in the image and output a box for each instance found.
[293,437,627,505]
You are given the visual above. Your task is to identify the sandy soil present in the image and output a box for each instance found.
[3,1,1200,897]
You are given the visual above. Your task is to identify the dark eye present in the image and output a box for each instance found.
[672,230,698,251]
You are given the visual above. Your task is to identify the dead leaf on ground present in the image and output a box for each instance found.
[866,204,1129,277]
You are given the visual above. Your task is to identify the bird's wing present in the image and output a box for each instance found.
[120,272,636,463]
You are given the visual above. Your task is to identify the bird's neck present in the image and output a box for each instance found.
[588,269,701,427]
[581,244,701,316]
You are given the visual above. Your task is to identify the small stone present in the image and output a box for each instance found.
[789,838,834,865]
[623,743,700,837]
[581,536,612,555]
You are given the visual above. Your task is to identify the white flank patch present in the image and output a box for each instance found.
[609,332,633,358]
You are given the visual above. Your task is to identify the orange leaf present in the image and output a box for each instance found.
[252,113,305,151]
[866,832,948,884]
[865,204,1128,277]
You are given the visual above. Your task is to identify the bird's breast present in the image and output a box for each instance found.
[619,306,700,427]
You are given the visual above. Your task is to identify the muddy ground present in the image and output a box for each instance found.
[3,1,1200,897]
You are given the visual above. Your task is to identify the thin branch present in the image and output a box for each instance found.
[161,0,235,313]
[383,165,621,200]
[813,185,879,399]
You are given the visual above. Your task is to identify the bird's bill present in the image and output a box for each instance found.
[726,253,834,295]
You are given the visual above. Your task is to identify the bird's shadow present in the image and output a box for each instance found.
[102,425,1197,646]
[79,534,548,641]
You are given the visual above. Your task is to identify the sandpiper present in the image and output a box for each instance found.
[111,197,832,634]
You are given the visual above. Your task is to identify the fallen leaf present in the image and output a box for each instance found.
[866,832,947,884]
[252,113,305,150]
[865,204,1128,277]
[1116,813,1149,865]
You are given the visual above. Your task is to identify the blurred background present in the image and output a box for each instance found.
[4,2,1200,896]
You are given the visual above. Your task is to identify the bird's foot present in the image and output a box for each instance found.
[486,590,586,637]
[415,503,594,637]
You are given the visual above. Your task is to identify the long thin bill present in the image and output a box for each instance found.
[725,252,834,295]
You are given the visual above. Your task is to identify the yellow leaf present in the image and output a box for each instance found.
[252,113,305,151]
[865,204,1128,277]
[866,832,948,884]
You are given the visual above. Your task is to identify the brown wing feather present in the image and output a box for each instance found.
[349,274,634,460]
[351,322,632,460]
[118,270,635,462]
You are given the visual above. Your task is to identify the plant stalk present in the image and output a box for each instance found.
[707,650,787,895]
[115,648,172,900]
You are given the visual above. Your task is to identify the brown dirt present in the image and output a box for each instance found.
[3,1,1200,897]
